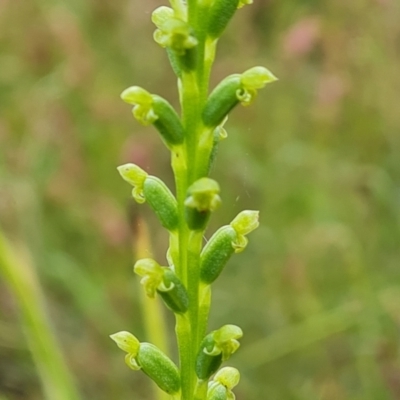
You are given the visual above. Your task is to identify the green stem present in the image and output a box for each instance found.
[171,146,193,400]
[187,231,204,363]
[171,4,225,399]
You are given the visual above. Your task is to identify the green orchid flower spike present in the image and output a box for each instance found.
[111,0,277,399]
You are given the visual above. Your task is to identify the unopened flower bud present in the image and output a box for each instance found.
[121,87,184,146]
[238,66,278,106]
[154,18,198,55]
[202,66,277,128]
[118,164,179,231]
[200,225,237,284]
[121,86,157,126]
[158,268,189,313]
[230,210,259,236]
[134,258,164,298]
[202,74,241,128]
[143,176,179,231]
[134,259,188,313]
[195,325,243,380]
[200,210,259,283]
[137,342,181,394]
[207,367,240,400]
[207,0,240,39]
[110,332,180,394]
[185,178,221,230]
[117,163,148,203]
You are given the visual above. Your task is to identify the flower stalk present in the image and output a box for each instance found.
[110,1,276,399]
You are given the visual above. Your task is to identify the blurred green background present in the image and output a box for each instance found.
[1,0,400,399]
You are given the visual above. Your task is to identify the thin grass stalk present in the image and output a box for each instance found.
[0,230,81,400]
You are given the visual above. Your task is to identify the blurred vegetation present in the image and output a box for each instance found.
[1,0,400,399]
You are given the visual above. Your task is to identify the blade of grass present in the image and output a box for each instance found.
[0,229,81,400]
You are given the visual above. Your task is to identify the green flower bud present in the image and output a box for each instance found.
[238,66,277,106]
[121,87,184,146]
[200,225,237,284]
[151,6,196,73]
[158,268,189,314]
[154,18,198,55]
[210,325,243,360]
[185,178,221,230]
[110,332,180,395]
[207,0,239,39]
[117,163,148,203]
[202,66,277,127]
[200,210,259,283]
[195,325,243,380]
[118,164,179,231]
[134,259,189,313]
[134,258,164,298]
[154,16,197,71]
[202,74,241,128]
[137,342,181,394]
[207,368,239,400]
[143,176,179,231]
[121,86,157,126]
[230,210,259,250]
[151,95,185,145]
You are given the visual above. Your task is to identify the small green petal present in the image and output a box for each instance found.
[230,210,259,236]
[134,259,164,298]
[117,164,148,204]
[206,325,243,361]
[152,6,174,28]
[154,18,198,55]
[241,66,278,90]
[110,331,140,354]
[214,367,240,389]
[185,178,221,212]
[121,86,153,106]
